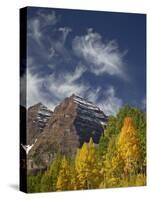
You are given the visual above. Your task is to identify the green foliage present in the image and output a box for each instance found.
[27,173,42,193]
[99,105,146,165]
[101,115,146,188]
[27,105,146,192]
[116,105,146,169]
[40,174,51,192]
[98,116,117,157]
[40,153,62,192]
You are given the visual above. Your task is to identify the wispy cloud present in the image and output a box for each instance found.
[64,63,86,83]
[86,87,102,103]
[27,10,72,71]
[72,29,127,79]
[26,64,88,110]
[38,10,58,26]
[28,18,42,46]
[58,27,72,45]
[28,10,58,46]
[97,86,123,115]
[85,85,122,115]
[26,13,125,115]
[27,69,44,107]
[26,64,122,115]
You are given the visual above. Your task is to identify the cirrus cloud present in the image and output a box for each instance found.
[26,64,88,110]
[97,86,123,115]
[72,29,127,79]
[24,64,122,115]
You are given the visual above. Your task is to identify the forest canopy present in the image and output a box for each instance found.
[27,105,146,192]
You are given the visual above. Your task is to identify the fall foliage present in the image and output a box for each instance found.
[117,117,142,175]
[75,138,101,189]
[27,106,146,192]
[56,156,71,191]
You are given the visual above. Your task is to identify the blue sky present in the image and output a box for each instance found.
[23,7,146,115]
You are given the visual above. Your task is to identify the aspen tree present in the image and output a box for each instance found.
[75,138,101,189]
[117,117,141,175]
[56,156,71,191]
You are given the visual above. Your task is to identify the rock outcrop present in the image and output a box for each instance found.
[27,103,53,145]
[29,94,108,167]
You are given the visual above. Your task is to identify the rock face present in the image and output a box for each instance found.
[27,103,53,145]
[29,94,108,167]
[73,95,107,144]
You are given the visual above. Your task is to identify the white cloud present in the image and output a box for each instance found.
[87,87,102,103]
[72,29,127,79]
[27,69,45,107]
[58,27,72,45]
[48,28,72,61]
[26,23,124,114]
[23,69,123,117]
[97,86,123,115]
[25,64,122,115]
[28,11,58,46]
[28,18,42,46]
[26,65,87,110]
[64,64,86,83]
[85,85,122,115]
[44,64,88,101]
[27,12,72,68]
[38,11,58,26]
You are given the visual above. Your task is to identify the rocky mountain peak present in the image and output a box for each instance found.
[29,95,108,167]
[27,103,53,145]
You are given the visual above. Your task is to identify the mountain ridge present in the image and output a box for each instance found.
[27,94,108,168]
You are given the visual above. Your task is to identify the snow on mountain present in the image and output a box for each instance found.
[72,94,107,126]
[73,95,100,111]
[27,103,53,145]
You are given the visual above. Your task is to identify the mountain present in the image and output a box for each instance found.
[27,103,53,145]
[29,94,108,167]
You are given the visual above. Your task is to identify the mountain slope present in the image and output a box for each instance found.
[27,103,53,145]
[29,94,108,167]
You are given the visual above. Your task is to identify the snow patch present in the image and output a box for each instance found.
[73,96,100,111]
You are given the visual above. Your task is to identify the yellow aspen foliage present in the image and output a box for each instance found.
[102,117,144,188]
[102,137,124,188]
[135,173,146,186]
[56,156,71,191]
[117,117,142,175]
[75,138,101,189]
